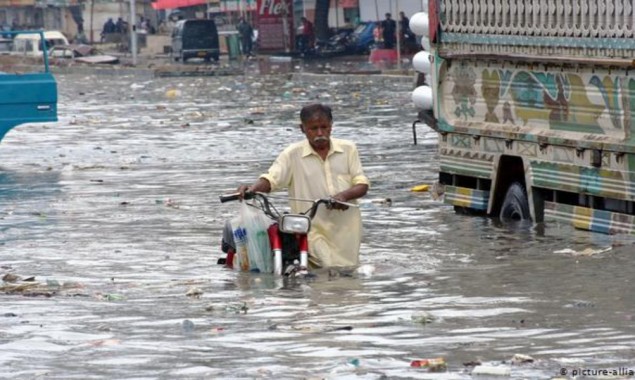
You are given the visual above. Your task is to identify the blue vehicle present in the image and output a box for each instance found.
[0,30,57,143]
[347,22,376,54]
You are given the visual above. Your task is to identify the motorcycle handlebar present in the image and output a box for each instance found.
[219,193,240,203]
[218,192,255,203]
[220,192,357,219]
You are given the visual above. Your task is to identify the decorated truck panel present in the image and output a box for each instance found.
[411,0,635,234]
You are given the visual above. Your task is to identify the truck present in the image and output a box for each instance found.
[412,0,635,235]
[0,30,57,144]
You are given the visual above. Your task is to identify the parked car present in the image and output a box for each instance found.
[171,19,220,63]
[11,30,69,57]
[48,44,119,65]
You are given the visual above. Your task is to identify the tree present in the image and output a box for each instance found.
[314,0,330,41]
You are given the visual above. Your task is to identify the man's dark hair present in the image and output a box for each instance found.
[300,104,332,123]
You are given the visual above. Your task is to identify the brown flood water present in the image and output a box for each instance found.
[0,67,634,379]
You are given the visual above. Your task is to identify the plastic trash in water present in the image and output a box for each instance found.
[411,310,436,324]
[186,287,203,298]
[511,353,534,364]
[356,264,375,277]
[165,89,181,98]
[554,247,612,256]
[102,293,124,301]
[410,357,446,371]
[410,184,430,192]
[472,365,511,376]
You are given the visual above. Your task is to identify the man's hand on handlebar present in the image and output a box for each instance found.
[237,178,272,200]
[236,185,252,200]
[328,194,350,210]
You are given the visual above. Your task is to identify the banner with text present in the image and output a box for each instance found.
[256,0,294,52]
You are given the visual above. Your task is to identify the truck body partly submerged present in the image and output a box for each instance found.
[420,0,635,234]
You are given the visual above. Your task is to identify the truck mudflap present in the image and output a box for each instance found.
[443,185,489,211]
[545,202,635,235]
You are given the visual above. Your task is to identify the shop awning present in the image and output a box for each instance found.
[152,0,216,10]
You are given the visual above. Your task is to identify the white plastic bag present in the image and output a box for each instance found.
[231,202,273,273]
[230,214,249,271]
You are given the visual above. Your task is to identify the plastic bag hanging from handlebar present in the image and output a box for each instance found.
[232,201,274,273]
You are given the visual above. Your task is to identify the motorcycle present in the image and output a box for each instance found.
[313,30,352,57]
[296,30,355,58]
[218,192,354,276]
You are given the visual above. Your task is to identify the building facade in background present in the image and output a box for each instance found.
[0,0,426,47]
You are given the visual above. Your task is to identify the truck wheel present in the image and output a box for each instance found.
[499,182,531,221]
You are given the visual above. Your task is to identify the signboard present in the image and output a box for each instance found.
[220,0,257,11]
[333,0,358,8]
[256,0,294,52]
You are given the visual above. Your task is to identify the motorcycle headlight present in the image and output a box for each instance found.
[279,214,311,234]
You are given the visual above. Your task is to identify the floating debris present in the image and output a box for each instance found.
[185,287,203,298]
[411,310,436,324]
[410,357,446,371]
[472,365,511,376]
[554,247,612,256]
[511,353,535,364]
[101,293,124,301]
[2,273,20,283]
[410,184,430,192]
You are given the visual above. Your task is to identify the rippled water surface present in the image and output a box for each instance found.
[1,68,635,379]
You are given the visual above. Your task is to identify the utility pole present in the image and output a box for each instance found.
[130,0,137,65]
[90,0,94,43]
[396,0,401,69]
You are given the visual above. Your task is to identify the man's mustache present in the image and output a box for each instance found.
[313,137,329,143]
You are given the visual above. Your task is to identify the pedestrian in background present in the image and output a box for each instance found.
[373,21,383,45]
[101,18,115,42]
[298,16,315,53]
[381,13,396,49]
[399,11,415,43]
[115,17,126,34]
[237,17,254,57]
[399,12,415,42]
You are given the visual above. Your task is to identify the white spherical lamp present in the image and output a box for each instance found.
[413,51,431,74]
[412,85,433,110]
[410,12,429,36]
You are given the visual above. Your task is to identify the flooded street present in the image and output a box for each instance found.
[1,65,635,379]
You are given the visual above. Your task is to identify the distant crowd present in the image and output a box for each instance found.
[101,16,158,42]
